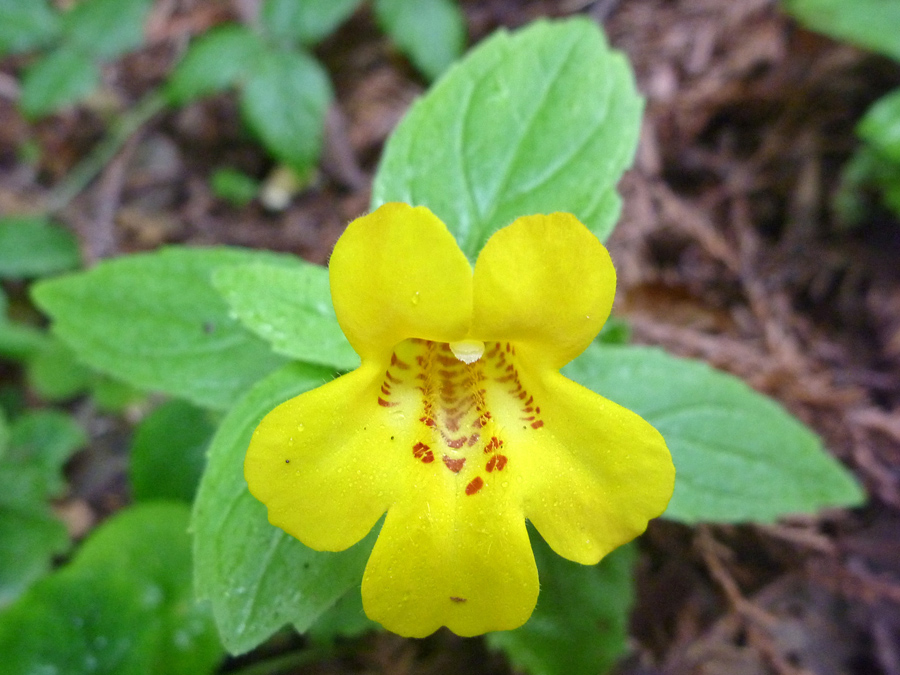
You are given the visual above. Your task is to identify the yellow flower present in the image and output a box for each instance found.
[245,203,674,638]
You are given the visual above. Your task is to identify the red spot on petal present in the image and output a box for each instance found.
[413,442,430,458]
[496,455,508,471]
[385,371,401,383]
[423,451,434,463]
[531,420,544,429]
[442,456,466,473]
[465,477,484,495]
[378,397,398,407]
[450,596,467,603]
[467,433,480,446]
[381,385,391,395]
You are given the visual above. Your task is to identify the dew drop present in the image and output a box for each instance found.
[411,291,420,305]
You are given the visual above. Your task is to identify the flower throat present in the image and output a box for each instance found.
[377,338,544,496]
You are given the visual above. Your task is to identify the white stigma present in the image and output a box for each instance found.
[449,340,485,364]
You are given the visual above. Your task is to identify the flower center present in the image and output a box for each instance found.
[377,339,544,495]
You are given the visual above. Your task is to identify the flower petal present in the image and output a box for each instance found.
[516,369,674,565]
[330,203,473,360]
[471,213,615,368]
[245,362,404,551]
[361,471,538,638]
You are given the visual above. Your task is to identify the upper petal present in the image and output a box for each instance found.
[244,362,403,551]
[470,213,615,368]
[330,203,473,361]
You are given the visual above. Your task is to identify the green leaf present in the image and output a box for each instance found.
[8,409,86,494]
[0,478,69,607]
[595,315,631,345]
[488,537,635,675]
[129,400,216,503]
[193,362,376,654]
[564,344,866,523]
[61,0,154,60]
[783,0,900,61]
[26,337,94,401]
[373,18,642,259]
[0,410,84,604]
[240,47,333,174]
[373,0,465,81]
[858,88,900,163]
[0,0,61,56]
[307,586,378,642]
[165,25,266,106]
[0,407,7,456]
[0,216,81,278]
[0,503,224,675]
[210,168,260,206]
[261,0,363,46]
[32,247,290,411]
[0,321,49,362]
[212,262,359,371]
[19,46,100,118]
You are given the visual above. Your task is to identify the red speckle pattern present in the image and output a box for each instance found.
[376,340,545,496]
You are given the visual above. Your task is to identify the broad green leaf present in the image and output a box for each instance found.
[240,47,333,174]
[0,503,223,675]
[373,18,642,259]
[783,0,900,61]
[26,337,94,401]
[0,407,7,456]
[129,399,216,502]
[564,344,865,523]
[165,25,266,106]
[32,247,290,411]
[307,586,378,642]
[0,321,48,362]
[61,0,154,60]
[20,46,100,118]
[595,315,631,345]
[0,216,81,278]
[373,0,465,81]
[488,537,635,675]
[212,262,359,371]
[261,0,363,46]
[858,88,900,163]
[193,362,375,654]
[0,457,69,606]
[0,0,61,56]
[8,409,86,494]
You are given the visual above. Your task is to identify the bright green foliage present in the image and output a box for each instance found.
[26,337,94,401]
[0,503,224,675]
[306,588,378,642]
[835,143,900,223]
[565,344,865,523]
[0,0,60,56]
[0,408,7,456]
[192,363,376,654]
[373,19,642,259]
[7,410,86,494]
[487,538,635,675]
[858,88,900,163]
[129,400,216,503]
[0,216,81,279]
[31,247,291,411]
[14,0,153,117]
[783,0,900,60]
[261,0,364,47]
[374,0,466,80]
[164,26,265,106]
[61,0,154,60]
[0,410,83,605]
[212,262,359,371]
[240,48,333,174]
[20,47,100,119]
[210,168,260,206]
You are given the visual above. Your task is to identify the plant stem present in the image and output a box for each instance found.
[46,90,167,213]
